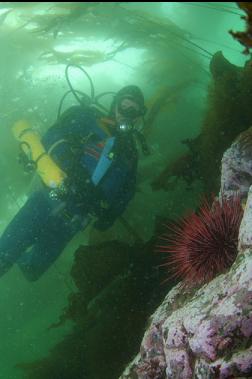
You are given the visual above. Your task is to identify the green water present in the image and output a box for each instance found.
[0,2,249,378]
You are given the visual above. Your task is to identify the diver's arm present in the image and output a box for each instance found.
[94,174,137,231]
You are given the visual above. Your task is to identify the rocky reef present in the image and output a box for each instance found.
[119,187,252,379]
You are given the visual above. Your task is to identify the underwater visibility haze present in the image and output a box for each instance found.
[0,2,251,379]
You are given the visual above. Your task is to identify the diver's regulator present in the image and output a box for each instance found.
[118,120,134,132]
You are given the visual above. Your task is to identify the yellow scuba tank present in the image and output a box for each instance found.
[12,119,67,189]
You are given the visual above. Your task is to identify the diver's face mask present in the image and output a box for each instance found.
[115,97,144,132]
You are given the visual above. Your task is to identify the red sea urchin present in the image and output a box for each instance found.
[158,196,244,287]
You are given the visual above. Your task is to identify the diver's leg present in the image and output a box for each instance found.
[17,213,90,281]
[0,190,52,277]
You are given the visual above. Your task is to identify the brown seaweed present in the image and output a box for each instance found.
[230,3,252,54]
[17,239,170,379]
[39,42,128,67]
[151,51,252,195]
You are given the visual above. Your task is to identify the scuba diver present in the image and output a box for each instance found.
[0,81,147,281]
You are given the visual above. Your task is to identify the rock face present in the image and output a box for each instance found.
[119,189,252,379]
